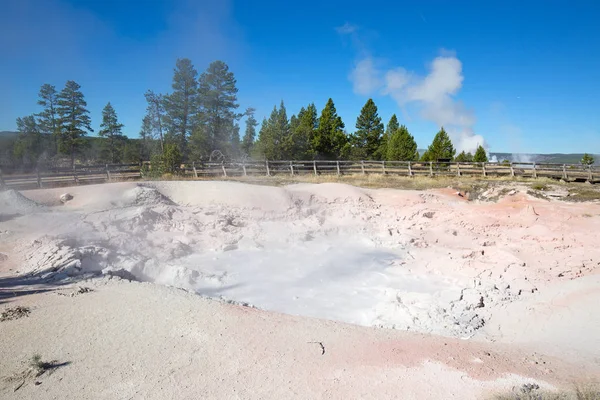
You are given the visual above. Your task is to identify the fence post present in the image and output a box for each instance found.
[265,160,270,176]
[73,165,79,185]
[482,163,486,177]
[429,162,433,177]
[313,160,317,176]
[242,161,247,177]
[361,160,365,175]
[106,164,111,181]
[221,162,227,177]
[36,167,42,188]
[532,162,537,178]
[290,161,294,176]
[336,161,340,175]
[193,162,198,178]
[510,163,515,177]
[562,164,567,180]
[456,162,461,177]
[408,161,412,177]
[382,161,386,175]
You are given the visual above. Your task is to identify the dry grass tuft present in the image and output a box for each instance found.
[0,306,30,322]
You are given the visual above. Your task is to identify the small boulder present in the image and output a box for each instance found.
[60,193,73,203]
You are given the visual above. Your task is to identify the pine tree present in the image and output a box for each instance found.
[196,60,240,157]
[276,101,291,158]
[455,151,474,162]
[386,125,418,161]
[14,115,42,165]
[287,103,317,160]
[473,145,488,162]
[162,143,182,173]
[99,102,126,163]
[352,99,384,159]
[241,107,258,156]
[143,90,166,153]
[313,99,347,159]
[581,153,595,166]
[379,114,399,160]
[56,80,93,166]
[36,84,60,156]
[256,111,278,159]
[424,127,455,161]
[164,58,198,156]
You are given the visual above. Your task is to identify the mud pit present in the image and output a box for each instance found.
[1,181,599,361]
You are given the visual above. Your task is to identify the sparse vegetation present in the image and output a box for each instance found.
[490,382,600,400]
[567,187,600,202]
[3,354,70,392]
[0,306,30,322]
[28,354,49,377]
[581,153,595,166]
[531,183,548,191]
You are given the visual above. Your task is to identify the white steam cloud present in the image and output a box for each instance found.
[349,54,486,154]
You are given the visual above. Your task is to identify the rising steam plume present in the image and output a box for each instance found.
[346,38,486,154]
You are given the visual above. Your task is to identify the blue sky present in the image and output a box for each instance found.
[1,0,599,154]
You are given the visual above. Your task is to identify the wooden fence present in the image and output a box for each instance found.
[1,160,599,190]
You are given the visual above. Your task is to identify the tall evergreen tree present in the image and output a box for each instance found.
[36,84,60,156]
[473,145,488,162]
[56,80,93,166]
[256,104,287,160]
[424,127,455,161]
[352,99,384,159]
[313,99,347,159]
[143,90,166,153]
[13,115,43,165]
[386,125,418,161]
[276,101,291,158]
[287,103,317,160]
[256,112,278,159]
[98,102,126,163]
[378,114,399,160]
[196,60,240,156]
[241,107,258,156]
[164,58,198,156]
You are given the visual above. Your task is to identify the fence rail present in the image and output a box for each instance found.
[0,160,598,190]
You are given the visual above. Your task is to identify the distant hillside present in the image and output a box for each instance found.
[0,131,18,137]
[490,152,599,164]
[415,148,597,164]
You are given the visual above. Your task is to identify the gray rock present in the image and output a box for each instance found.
[60,193,73,203]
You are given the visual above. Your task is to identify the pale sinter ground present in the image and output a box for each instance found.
[0,180,599,399]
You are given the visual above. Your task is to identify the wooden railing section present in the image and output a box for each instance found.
[0,160,598,190]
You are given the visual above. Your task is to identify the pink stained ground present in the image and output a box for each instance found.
[0,181,599,399]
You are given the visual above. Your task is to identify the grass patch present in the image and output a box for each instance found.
[0,306,30,322]
[531,183,549,191]
[566,187,600,202]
